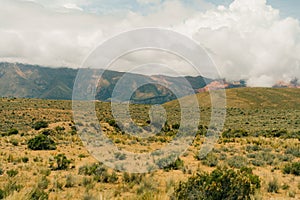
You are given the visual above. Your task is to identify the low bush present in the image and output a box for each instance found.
[79,163,107,176]
[267,179,279,193]
[6,169,18,177]
[10,139,18,146]
[248,152,276,166]
[29,187,48,200]
[78,163,118,183]
[27,134,56,150]
[163,158,185,171]
[41,129,55,136]
[227,156,248,168]
[172,123,180,129]
[1,180,23,198]
[22,157,29,163]
[137,178,158,195]
[0,128,19,137]
[65,174,75,188]
[33,121,48,130]
[7,128,18,136]
[199,153,218,167]
[285,146,300,158]
[123,172,144,184]
[37,176,49,190]
[172,167,260,200]
[51,154,71,170]
[222,129,248,138]
[156,156,184,171]
[283,162,300,176]
[246,145,261,152]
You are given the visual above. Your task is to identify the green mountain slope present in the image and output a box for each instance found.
[0,62,214,104]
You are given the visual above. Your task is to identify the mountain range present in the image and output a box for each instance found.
[0,62,245,104]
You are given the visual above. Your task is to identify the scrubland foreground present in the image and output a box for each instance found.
[0,88,300,199]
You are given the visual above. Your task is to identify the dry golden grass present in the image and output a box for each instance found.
[0,88,299,199]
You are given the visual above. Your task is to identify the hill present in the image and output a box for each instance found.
[0,62,217,104]
[181,87,300,109]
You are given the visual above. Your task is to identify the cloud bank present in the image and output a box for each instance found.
[0,0,299,86]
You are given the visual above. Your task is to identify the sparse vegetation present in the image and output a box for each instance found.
[0,88,300,199]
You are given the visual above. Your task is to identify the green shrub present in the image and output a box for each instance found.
[283,162,300,176]
[29,187,48,200]
[282,183,289,190]
[288,190,296,198]
[249,152,276,166]
[83,192,95,200]
[78,163,118,183]
[2,180,23,198]
[162,158,184,171]
[172,124,180,129]
[199,153,218,167]
[156,155,184,171]
[39,168,51,176]
[137,178,158,195]
[10,139,18,146]
[6,169,18,177]
[278,154,294,162]
[285,146,300,157]
[222,129,248,138]
[0,189,3,199]
[55,126,65,132]
[114,152,126,160]
[37,176,49,190]
[27,134,56,150]
[8,128,18,136]
[267,179,279,193]
[227,156,248,168]
[33,121,48,130]
[51,154,71,170]
[22,157,29,163]
[108,171,118,183]
[107,119,121,131]
[122,172,144,184]
[41,129,55,136]
[65,174,75,188]
[246,145,261,152]
[172,167,260,200]
[82,177,93,187]
[251,159,265,167]
[219,153,227,160]
[78,163,107,176]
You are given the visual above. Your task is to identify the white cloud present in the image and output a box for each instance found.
[176,0,300,86]
[0,0,300,86]
[63,3,83,11]
[136,0,161,5]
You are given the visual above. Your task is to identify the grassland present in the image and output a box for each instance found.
[0,88,299,199]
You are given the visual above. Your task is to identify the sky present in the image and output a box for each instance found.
[0,0,300,86]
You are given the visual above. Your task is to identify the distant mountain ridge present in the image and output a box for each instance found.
[0,62,245,104]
